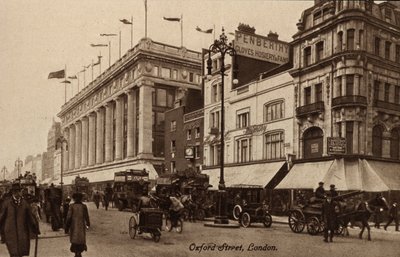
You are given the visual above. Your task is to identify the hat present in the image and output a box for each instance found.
[11,182,21,191]
[330,184,336,189]
[319,182,324,185]
[72,192,83,201]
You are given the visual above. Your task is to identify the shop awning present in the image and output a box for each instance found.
[60,163,158,185]
[202,161,286,189]
[276,158,400,192]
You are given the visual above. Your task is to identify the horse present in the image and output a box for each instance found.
[338,194,389,241]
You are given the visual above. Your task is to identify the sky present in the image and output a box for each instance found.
[0,0,315,177]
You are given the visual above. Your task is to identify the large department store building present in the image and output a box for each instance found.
[277,0,400,201]
[57,38,202,187]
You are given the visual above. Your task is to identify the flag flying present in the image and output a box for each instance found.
[68,75,77,79]
[163,17,181,22]
[48,69,65,79]
[90,43,108,47]
[120,19,132,25]
[60,80,71,84]
[100,33,117,36]
[196,26,213,34]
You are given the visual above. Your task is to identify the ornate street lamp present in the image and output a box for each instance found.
[56,135,68,202]
[206,28,239,225]
[15,158,23,178]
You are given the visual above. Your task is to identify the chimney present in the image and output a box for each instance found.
[267,31,279,41]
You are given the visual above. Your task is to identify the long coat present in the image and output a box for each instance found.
[0,197,39,256]
[65,202,90,245]
[321,198,338,229]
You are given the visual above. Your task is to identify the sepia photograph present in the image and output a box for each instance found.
[0,0,399,256]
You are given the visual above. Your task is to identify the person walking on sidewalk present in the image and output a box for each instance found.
[321,195,338,243]
[384,202,399,231]
[65,192,90,257]
[0,182,40,257]
[93,191,100,209]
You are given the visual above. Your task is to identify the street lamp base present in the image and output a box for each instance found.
[203,189,240,228]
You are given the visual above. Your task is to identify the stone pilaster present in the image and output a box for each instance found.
[88,113,96,166]
[81,117,89,168]
[75,121,82,169]
[96,108,104,164]
[105,103,113,162]
[68,124,75,170]
[138,82,153,158]
[127,89,136,157]
[115,96,123,160]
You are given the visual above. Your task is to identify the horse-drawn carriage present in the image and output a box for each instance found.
[129,208,163,242]
[288,191,363,235]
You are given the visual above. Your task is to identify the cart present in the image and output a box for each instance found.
[235,203,273,228]
[129,208,163,242]
[288,190,363,235]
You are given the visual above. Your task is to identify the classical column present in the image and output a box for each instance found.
[115,96,123,160]
[81,117,89,168]
[353,121,359,154]
[63,128,69,172]
[68,124,75,170]
[96,108,104,164]
[127,89,136,157]
[88,113,96,166]
[74,121,82,169]
[342,76,346,96]
[354,75,360,95]
[105,103,113,162]
[382,131,391,158]
[359,121,365,155]
[138,82,153,157]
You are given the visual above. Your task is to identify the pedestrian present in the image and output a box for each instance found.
[103,183,113,211]
[315,182,326,200]
[373,193,383,229]
[63,196,72,225]
[169,193,184,229]
[65,192,90,257]
[321,195,337,243]
[93,191,100,209]
[0,182,40,257]
[329,184,338,198]
[384,202,399,231]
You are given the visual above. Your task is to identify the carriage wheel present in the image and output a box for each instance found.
[129,215,137,239]
[131,204,138,213]
[196,209,206,221]
[306,216,320,235]
[263,213,273,228]
[335,221,345,235]
[288,210,305,233]
[165,218,173,232]
[240,212,251,228]
[318,220,325,234]
[233,205,242,220]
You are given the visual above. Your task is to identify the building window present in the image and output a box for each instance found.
[346,75,354,96]
[170,161,176,173]
[337,32,343,52]
[211,83,222,103]
[372,125,383,157]
[303,127,323,159]
[305,87,312,105]
[237,110,250,129]
[346,121,353,154]
[374,80,380,101]
[264,132,284,160]
[210,144,220,166]
[337,76,342,96]
[396,45,400,63]
[315,83,323,102]
[152,88,175,107]
[390,129,400,159]
[152,111,165,132]
[385,41,391,60]
[385,8,392,22]
[304,47,312,66]
[161,67,171,78]
[395,86,400,104]
[195,127,200,138]
[211,111,220,129]
[189,72,194,82]
[195,145,200,159]
[385,83,391,102]
[347,29,355,51]
[236,138,252,163]
[375,37,381,56]
[171,120,176,131]
[265,101,284,121]
[172,69,178,80]
[187,129,192,140]
[359,30,364,50]
[171,140,176,152]
[316,41,324,61]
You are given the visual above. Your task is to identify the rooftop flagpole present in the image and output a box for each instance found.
[181,14,183,47]
[64,64,67,103]
[144,0,148,38]
[131,16,133,48]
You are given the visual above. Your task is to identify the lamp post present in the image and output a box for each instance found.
[206,28,239,225]
[56,135,68,203]
[1,166,7,181]
[15,158,23,178]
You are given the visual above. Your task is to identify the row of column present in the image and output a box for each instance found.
[62,88,140,171]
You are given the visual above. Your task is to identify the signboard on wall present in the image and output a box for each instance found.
[234,31,290,64]
[327,137,346,155]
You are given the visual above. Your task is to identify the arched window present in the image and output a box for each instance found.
[372,125,383,157]
[390,128,400,159]
[264,100,285,122]
[303,127,323,159]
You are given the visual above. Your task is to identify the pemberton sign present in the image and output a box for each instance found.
[234,31,290,65]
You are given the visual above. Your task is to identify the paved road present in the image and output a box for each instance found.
[1,202,399,257]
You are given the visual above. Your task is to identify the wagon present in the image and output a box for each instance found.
[287,191,363,235]
[129,208,163,242]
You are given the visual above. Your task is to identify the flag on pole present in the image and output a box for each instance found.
[48,69,65,79]
[163,17,181,22]
[90,43,108,47]
[100,33,117,36]
[68,75,77,79]
[196,26,213,34]
[60,80,71,84]
[120,19,132,25]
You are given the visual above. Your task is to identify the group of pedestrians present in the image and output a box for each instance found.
[92,183,114,211]
[0,182,91,257]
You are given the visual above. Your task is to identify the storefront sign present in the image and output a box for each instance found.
[235,31,290,64]
[311,143,319,153]
[327,137,346,154]
[243,124,267,135]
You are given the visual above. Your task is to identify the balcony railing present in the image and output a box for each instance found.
[374,100,400,112]
[296,101,325,117]
[332,95,367,108]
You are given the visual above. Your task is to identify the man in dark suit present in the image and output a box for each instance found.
[315,182,326,200]
[321,195,337,243]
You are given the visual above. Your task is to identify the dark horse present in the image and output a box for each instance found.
[339,194,389,241]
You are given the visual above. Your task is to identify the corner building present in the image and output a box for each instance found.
[278,0,400,200]
[57,38,202,186]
